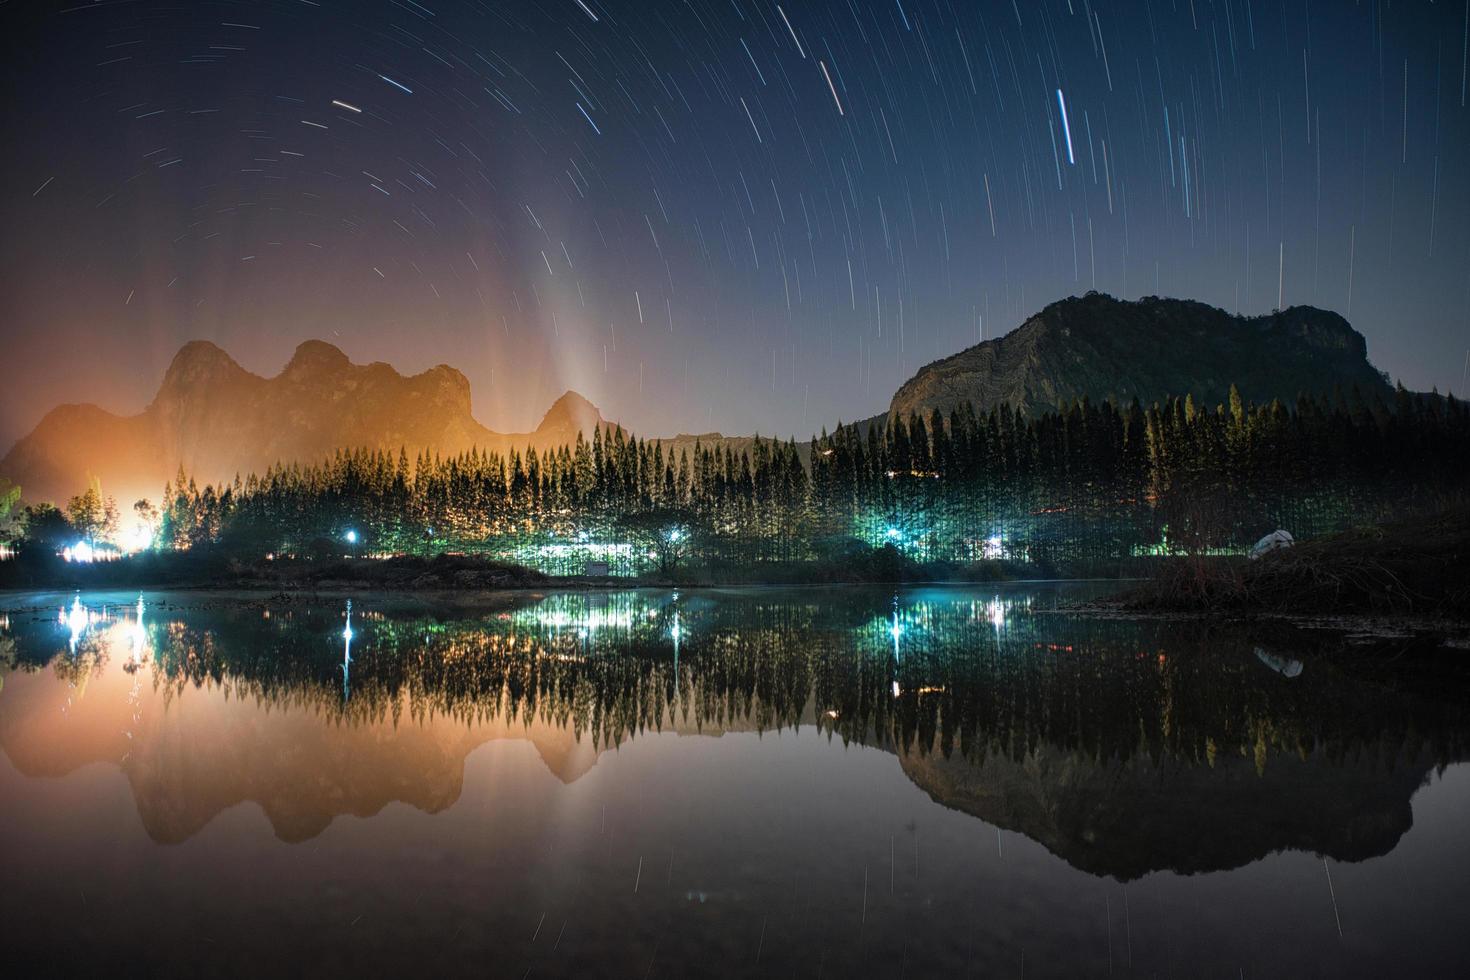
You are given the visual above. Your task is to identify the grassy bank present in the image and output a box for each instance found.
[1104,507,1470,619]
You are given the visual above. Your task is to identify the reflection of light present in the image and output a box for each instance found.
[62,595,89,651]
[530,608,635,632]
[341,600,354,703]
[63,541,95,563]
[889,605,903,661]
[129,595,148,663]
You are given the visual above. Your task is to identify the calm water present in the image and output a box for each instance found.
[2,585,1468,978]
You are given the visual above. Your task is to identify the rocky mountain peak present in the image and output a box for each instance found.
[282,339,352,382]
[537,390,604,434]
[156,340,249,396]
[886,292,1390,423]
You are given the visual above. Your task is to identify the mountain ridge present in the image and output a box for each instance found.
[1,339,615,507]
[2,293,1400,507]
[887,293,1392,423]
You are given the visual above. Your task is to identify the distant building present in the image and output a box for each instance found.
[584,560,610,577]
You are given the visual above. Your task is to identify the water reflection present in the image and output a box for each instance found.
[2,587,1464,883]
[341,598,354,705]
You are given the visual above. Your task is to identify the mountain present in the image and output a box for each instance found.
[1,294,1401,507]
[0,340,615,507]
[888,293,1393,423]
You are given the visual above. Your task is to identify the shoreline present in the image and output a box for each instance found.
[1059,598,1470,647]
[6,578,1465,647]
[0,576,1121,613]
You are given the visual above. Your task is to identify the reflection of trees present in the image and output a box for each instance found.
[11,591,1461,775]
[5,591,1467,873]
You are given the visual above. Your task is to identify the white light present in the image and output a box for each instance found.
[63,541,95,563]
[62,595,88,651]
[668,528,683,542]
[123,522,154,553]
[527,607,635,632]
[341,601,354,704]
[885,527,900,539]
[1056,89,1075,164]
[344,530,358,544]
[130,595,148,663]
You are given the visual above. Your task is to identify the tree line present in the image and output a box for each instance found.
[7,383,1468,573]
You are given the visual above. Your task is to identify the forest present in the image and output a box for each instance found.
[6,384,1468,577]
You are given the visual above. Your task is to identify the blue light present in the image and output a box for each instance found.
[885,527,900,539]
[344,529,358,544]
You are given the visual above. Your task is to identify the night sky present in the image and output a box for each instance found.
[3,0,1468,450]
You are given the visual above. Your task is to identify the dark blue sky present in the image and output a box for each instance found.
[3,0,1467,447]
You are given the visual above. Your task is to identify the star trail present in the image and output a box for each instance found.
[2,0,1468,446]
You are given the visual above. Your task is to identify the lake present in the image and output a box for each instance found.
[1,585,1467,978]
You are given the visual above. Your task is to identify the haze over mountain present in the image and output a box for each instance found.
[888,293,1394,423]
[2,293,1402,507]
[0,339,618,507]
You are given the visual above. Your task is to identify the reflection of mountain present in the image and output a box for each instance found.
[0,661,791,842]
[0,663,589,843]
[1,590,1464,875]
[899,739,1426,881]
[0,604,791,842]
